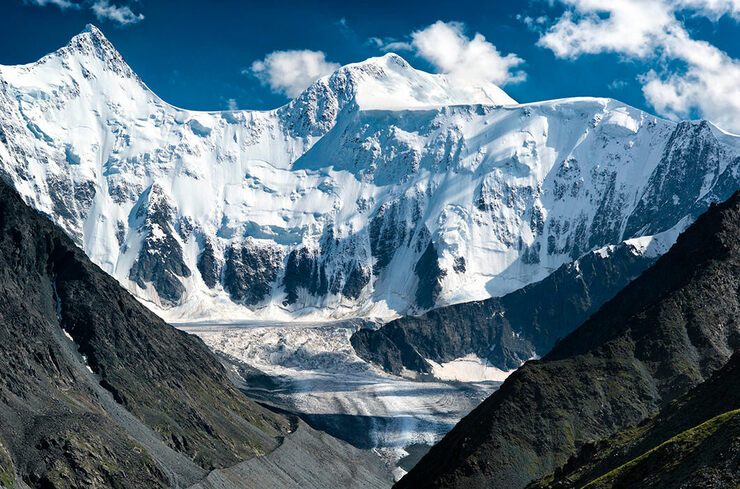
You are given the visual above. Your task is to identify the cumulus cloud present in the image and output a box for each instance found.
[538,1,676,58]
[411,21,525,84]
[248,50,340,98]
[368,21,525,85]
[641,34,740,130]
[91,0,144,25]
[538,0,740,132]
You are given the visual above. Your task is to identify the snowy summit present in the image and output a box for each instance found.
[0,25,738,322]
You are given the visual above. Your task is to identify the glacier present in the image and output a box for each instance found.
[181,319,502,480]
[0,24,738,323]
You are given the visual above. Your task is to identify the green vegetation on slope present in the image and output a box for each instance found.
[0,436,14,489]
[529,351,740,489]
[585,410,739,489]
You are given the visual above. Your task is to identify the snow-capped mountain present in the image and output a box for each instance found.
[0,25,738,322]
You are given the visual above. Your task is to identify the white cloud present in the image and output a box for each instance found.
[225,98,238,110]
[26,0,79,9]
[366,36,412,51]
[26,0,144,26]
[368,21,525,85]
[675,0,740,20]
[608,79,629,91]
[539,0,675,59]
[384,40,414,52]
[91,0,144,26]
[538,0,740,132]
[248,50,340,98]
[367,37,384,48]
[641,33,740,130]
[517,14,551,33]
[408,21,525,85]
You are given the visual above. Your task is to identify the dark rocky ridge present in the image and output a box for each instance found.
[283,247,329,305]
[223,241,282,305]
[352,241,655,373]
[129,183,191,305]
[528,352,739,489]
[414,242,446,310]
[396,191,740,489]
[341,262,371,300]
[196,237,220,289]
[0,178,290,488]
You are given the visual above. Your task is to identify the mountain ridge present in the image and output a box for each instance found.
[396,190,740,488]
[527,352,740,488]
[1,24,738,323]
[350,237,661,374]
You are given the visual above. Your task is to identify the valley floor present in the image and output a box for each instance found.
[178,320,503,481]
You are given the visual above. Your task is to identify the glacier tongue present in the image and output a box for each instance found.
[0,25,739,322]
[182,320,502,476]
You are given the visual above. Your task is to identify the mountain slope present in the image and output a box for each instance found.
[395,191,740,489]
[0,177,392,489]
[0,25,738,321]
[528,352,739,489]
[351,236,665,374]
[0,173,287,487]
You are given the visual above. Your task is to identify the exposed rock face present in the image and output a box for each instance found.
[1,25,738,321]
[352,241,656,373]
[0,178,291,488]
[414,242,446,310]
[128,183,191,305]
[625,121,740,237]
[396,191,740,489]
[224,241,282,305]
[369,199,419,275]
[283,247,329,305]
[528,352,740,489]
[341,263,371,300]
[197,237,220,289]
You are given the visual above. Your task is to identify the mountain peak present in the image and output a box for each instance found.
[67,23,117,57]
[81,23,104,37]
[297,51,517,112]
[51,23,136,78]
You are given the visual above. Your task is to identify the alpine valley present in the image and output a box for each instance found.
[0,23,739,489]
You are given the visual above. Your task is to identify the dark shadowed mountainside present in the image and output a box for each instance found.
[0,178,392,489]
[396,191,740,489]
[528,351,739,489]
[0,177,291,488]
[352,242,656,373]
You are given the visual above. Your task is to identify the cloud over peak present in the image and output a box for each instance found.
[410,21,526,85]
[248,50,340,98]
[26,0,144,25]
[371,21,526,86]
[91,0,144,26]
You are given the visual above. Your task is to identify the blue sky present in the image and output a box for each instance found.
[1,0,738,131]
